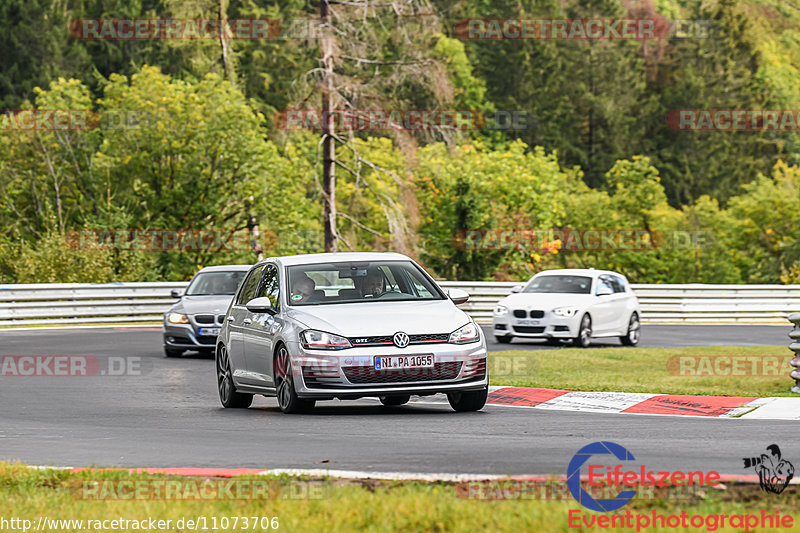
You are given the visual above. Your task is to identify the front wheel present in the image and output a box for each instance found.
[620,313,641,346]
[216,344,253,408]
[274,345,315,414]
[573,314,592,348]
[447,387,488,412]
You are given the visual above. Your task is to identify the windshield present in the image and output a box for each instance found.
[523,275,592,295]
[286,261,443,306]
[185,271,247,296]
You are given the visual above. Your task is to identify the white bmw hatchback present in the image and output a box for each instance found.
[491,269,641,347]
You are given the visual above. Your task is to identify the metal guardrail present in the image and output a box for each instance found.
[0,282,189,326]
[440,282,800,325]
[1,281,799,326]
[789,314,800,393]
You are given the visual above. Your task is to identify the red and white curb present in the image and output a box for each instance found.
[27,466,799,485]
[478,386,800,420]
[401,386,800,420]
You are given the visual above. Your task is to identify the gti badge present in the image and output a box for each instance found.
[392,331,410,348]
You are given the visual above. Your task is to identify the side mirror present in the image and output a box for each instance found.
[170,289,184,298]
[447,288,470,305]
[246,297,277,315]
[510,284,523,293]
[596,286,613,296]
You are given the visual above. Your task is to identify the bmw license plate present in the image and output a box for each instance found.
[375,355,434,370]
[198,327,221,336]
[517,319,540,326]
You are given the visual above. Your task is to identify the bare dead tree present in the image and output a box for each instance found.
[300,0,456,253]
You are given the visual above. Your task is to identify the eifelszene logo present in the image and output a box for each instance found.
[743,444,795,494]
[567,441,720,512]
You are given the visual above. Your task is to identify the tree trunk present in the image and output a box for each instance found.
[321,0,337,252]
[219,0,236,88]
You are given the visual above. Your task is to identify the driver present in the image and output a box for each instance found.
[363,269,385,298]
[290,275,316,304]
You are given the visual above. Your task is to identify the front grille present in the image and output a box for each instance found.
[410,333,450,343]
[196,335,218,345]
[343,362,462,384]
[513,310,544,319]
[513,326,545,334]
[195,314,226,324]
[349,333,450,346]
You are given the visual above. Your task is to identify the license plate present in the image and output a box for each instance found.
[198,327,221,336]
[375,355,434,370]
[517,319,540,326]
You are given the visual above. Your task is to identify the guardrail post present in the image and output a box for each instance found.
[789,313,800,393]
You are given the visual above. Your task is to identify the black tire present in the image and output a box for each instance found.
[164,347,183,358]
[573,314,592,348]
[544,338,563,346]
[274,344,315,414]
[447,387,488,412]
[380,395,411,406]
[494,335,513,344]
[216,344,253,408]
[620,313,641,346]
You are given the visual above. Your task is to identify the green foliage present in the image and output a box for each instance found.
[415,140,568,280]
[0,67,316,281]
[6,0,800,284]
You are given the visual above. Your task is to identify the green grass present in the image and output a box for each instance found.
[487,345,797,397]
[1,463,796,532]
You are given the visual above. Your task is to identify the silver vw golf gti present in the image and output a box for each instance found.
[215,252,488,413]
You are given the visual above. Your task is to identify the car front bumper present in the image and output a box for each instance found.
[492,313,581,339]
[286,340,488,400]
[163,321,219,351]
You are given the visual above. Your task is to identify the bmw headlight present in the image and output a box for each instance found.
[300,329,352,350]
[167,312,189,324]
[493,305,509,317]
[552,307,579,318]
[449,322,480,344]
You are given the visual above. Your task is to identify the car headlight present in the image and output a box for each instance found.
[167,312,189,324]
[493,305,509,317]
[300,329,352,350]
[552,307,579,318]
[449,322,481,344]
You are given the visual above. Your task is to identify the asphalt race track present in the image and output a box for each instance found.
[482,324,789,351]
[0,325,793,477]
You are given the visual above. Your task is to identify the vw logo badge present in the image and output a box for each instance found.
[392,331,410,348]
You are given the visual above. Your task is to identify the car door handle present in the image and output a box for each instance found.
[243,318,252,325]
[227,316,235,322]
